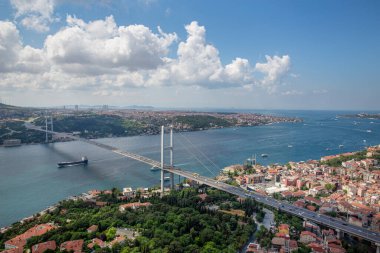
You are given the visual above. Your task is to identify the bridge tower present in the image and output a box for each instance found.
[160,125,175,194]
[161,126,164,194]
[45,115,53,143]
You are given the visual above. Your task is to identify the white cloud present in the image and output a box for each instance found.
[255,55,291,93]
[281,90,303,96]
[0,21,48,73]
[0,21,22,72]
[0,18,292,95]
[45,15,177,73]
[10,0,55,32]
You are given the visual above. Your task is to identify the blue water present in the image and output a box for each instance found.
[1,110,380,227]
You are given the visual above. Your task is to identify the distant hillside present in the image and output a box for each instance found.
[0,103,19,109]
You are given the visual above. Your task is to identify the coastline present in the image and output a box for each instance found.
[0,120,301,147]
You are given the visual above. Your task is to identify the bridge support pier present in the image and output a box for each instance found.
[160,126,164,195]
[376,243,380,253]
[335,229,343,240]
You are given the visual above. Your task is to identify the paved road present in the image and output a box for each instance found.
[25,123,380,245]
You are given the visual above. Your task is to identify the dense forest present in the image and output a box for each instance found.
[0,188,258,253]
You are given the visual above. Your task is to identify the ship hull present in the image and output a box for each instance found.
[57,160,88,168]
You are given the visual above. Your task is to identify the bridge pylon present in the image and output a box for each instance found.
[160,125,175,195]
[45,115,54,143]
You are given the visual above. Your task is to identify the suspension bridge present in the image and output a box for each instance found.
[25,120,380,250]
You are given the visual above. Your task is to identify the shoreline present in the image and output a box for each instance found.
[0,120,301,148]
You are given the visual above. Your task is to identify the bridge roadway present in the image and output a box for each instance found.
[25,123,380,245]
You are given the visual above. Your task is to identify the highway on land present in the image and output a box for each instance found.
[25,122,380,245]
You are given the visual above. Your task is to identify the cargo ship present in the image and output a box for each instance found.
[57,156,88,168]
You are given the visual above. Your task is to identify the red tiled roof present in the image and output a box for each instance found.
[87,238,106,249]
[1,248,23,253]
[119,202,152,210]
[87,225,98,233]
[5,224,56,250]
[60,239,84,253]
[31,241,56,253]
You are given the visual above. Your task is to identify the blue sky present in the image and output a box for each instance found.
[0,0,379,110]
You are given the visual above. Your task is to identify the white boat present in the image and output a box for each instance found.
[261,154,269,158]
[339,145,344,148]
[366,130,372,133]
[150,166,160,171]
[288,145,293,148]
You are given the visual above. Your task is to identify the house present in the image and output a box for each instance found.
[4,224,56,251]
[299,231,318,244]
[307,242,325,253]
[87,225,98,233]
[122,187,134,197]
[319,203,336,213]
[108,236,126,248]
[119,202,152,212]
[60,239,84,253]
[245,174,265,184]
[304,196,322,206]
[87,238,106,249]
[278,224,290,235]
[246,243,260,253]
[31,241,56,253]
[1,248,22,253]
[271,237,285,249]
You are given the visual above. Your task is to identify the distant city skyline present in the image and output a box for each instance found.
[0,0,379,110]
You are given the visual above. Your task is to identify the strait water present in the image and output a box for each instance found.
[1,110,380,227]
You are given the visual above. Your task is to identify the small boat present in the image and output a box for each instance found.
[261,154,269,158]
[326,148,331,151]
[339,145,344,148]
[288,145,293,148]
[363,140,367,143]
[366,130,372,133]
[160,176,171,181]
[58,156,88,168]
[150,166,160,171]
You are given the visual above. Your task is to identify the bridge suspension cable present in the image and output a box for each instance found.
[178,132,221,174]
[176,134,219,177]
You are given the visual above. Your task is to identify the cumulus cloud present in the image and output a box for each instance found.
[10,0,55,32]
[0,17,292,94]
[255,55,291,93]
[45,15,177,73]
[0,21,47,73]
[0,21,21,72]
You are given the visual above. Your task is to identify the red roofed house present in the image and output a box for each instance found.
[108,236,126,248]
[299,231,318,244]
[87,225,98,233]
[31,241,56,253]
[1,248,22,253]
[119,202,152,212]
[307,242,325,253]
[60,239,84,253]
[87,238,106,249]
[4,223,56,252]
